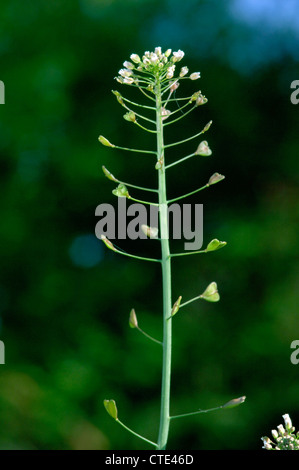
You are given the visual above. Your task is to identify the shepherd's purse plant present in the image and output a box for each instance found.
[99,47,246,450]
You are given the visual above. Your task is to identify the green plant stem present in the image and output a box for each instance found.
[156,77,172,451]
[116,419,157,447]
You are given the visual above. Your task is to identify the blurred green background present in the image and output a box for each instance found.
[0,0,299,450]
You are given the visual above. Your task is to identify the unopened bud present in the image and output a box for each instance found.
[196,141,212,156]
[208,173,225,186]
[165,49,172,57]
[123,111,136,123]
[130,53,141,64]
[112,183,129,198]
[171,296,182,317]
[179,66,189,77]
[101,235,117,252]
[203,120,213,133]
[141,224,159,239]
[200,281,220,302]
[170,81,179,92]
[190,72,201,80]
[155,157,164,170]
[205,239,227,252]
[102,165,118,182]
[103,399,118,420]
[112,90,124,106]
[222,396,246,409]
[98,135,115,148]
[161,107,171,120]
[129,308,138,329]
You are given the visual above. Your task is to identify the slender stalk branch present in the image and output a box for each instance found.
[114,144,156,155]
[165,152,196,170]
[117,419,157,447]
[128,195,159,206]
[167,184,209,203]
[170,405,223,420]
[118,180,158,193]
[137,327,163,345]
[164,128,205,148]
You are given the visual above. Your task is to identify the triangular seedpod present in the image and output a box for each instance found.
[200,282,220,302]
[101,235,117,252]
[112,184,129,198]
[205,239,227,252]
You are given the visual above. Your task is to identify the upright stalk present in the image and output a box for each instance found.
[101,48,245,451]
[155,78,172,450]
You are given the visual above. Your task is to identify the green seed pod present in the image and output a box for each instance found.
[129,309,138,329]
[205,239,227,252]
[102,165,118,182]
[222,396,246,409]
[200,282,220,302]
[112,184,129,198]
[208,173,225,186]
[98,135,115,147]
[103,399,118,420]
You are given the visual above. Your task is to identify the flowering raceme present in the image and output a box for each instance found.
[115,47,201,87]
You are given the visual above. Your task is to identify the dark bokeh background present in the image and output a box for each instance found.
[0,0,299,450]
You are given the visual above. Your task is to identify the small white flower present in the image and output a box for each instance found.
[122,76,134,84]
[277,424,285,436]
[150,52,159,64]
[166,65,175,79]
[190,72,201,80]
[172,49,185,62]
[271,429,279,439]
[130,53,141,64]
[179,66,189,77]
[165,49,172,57]
[118,68,133,77]
[154,47,162,56]
[123,61,134,69]
[282,414,292,431]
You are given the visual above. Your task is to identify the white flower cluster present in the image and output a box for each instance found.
[261,414,299,450]
[116,47,200,85]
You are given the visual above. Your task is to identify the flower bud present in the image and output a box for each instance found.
[203,120,213,133]
[205,239,227,252]
[190,72,201,80]
[222,396,246,409]
[103,399,118,420]
[101,235,117,252]
[171,296,182,317]
[123,61,134,69]
[123,111,136,123]
[130,53,141,63]
[165,49,172,57]
[195,141,212,156]
[102,165,118,182]
[166,65,175,79]
[170,81,179,92]
[208,173,225,186]
[129,308,138,329]
[179,66,189,77]
[283,414,293,431]
[112,183,129,198]
[155,157,163,170]
[200,281,220,302]
[98,135,115,148]
[141,224,159,239]
[112,90,124,106]
[161,107,171,120]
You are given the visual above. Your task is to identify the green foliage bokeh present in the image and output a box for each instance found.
[0,0,299,450]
